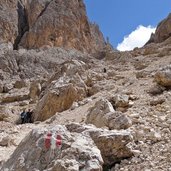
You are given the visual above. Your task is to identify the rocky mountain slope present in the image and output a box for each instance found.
[0,0,171,171]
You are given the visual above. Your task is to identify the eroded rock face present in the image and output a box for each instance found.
[147,13,171,44]
[19,0,106,53]
[154,65,171,87]
[0,0,18,45]
[0,0,28,49]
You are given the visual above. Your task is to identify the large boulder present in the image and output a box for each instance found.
[67,123,134,166]
[19,0,106,53]
[33,83,78,121]
[86,98,115,128]
[2,123,133,171]
[2,124,104,171]
[86,99,132,130]
[34,60,88,121]
[154,65,171,87]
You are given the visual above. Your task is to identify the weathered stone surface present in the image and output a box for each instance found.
[107,112,132,130]
[1,88,29,104]
[34,83,78,121]
[86,98,115,128]
[3,83,14,93]
[67,123,133,166]
[34,60,88,121]
[0,136,14,147]
[0,0,18,45]
[19,0,106,54]
[14,79,27,89]
[110,94,129,108]
[86,99,132,130]
[0,84,3,93]
[147,13,171,44]
[154,65,171,87]
[0,106,20,123]
[2,124,104,171]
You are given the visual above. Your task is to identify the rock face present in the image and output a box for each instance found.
[2,123,133,171]
[19,0,106,53]
[154,65,171,87]
[0,0,106,53]
[147,13,171,44]
[0,0,28,49]
[0,0,18,45]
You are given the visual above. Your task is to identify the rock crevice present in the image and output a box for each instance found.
[13,0,29,50]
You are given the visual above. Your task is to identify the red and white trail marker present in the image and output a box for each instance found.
[44,133,62,150]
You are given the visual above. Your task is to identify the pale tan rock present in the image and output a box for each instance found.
[89,129,133,165]
[86,98,115,128]
[14,79,27,89]
[67,123,134,165]
[1,88,29,104]
[86,99,132,130]
[3,83,14,93]
[0,106,20,123]
[29,81,41,101]
[154,65,171,87]
[34,60,88,121]
[0,136,15,147]
[111,94,129,108]
[33,83,78,121]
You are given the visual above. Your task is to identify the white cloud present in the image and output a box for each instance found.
[117,25,156,51]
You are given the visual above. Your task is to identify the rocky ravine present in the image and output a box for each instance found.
[0,0,171,171]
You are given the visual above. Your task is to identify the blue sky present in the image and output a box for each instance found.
[84,0,171,50]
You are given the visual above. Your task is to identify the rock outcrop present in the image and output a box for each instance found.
[147,13,171,44]
[0,0,18,45]
[0,0,106,53]
[2,123,133,171]
[19,0,106,53]
[0,0,28,49]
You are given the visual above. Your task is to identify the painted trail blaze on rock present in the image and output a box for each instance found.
[45,133,52,149]
[44,133,62,149]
